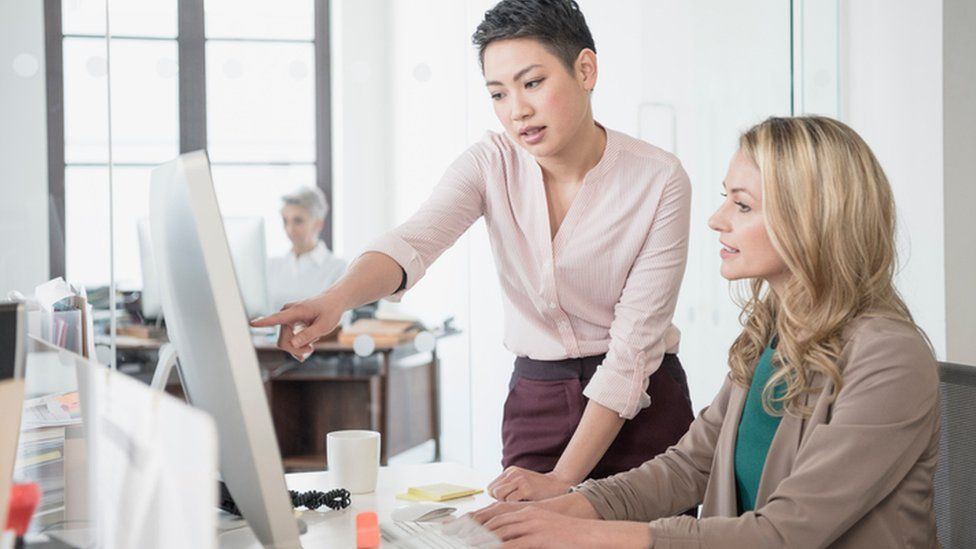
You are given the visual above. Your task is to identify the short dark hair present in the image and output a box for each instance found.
[472,0,596,73]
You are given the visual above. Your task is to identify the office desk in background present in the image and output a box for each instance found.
[102,334,442,470]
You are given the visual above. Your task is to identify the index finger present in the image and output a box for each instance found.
[250,307,301,328]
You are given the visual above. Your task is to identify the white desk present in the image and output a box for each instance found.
[42,462,493,548]
[219,462,494,548]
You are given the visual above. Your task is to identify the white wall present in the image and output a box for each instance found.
[387,0,477,468]
[0,0,50,296]
[634,0,792,418]
[332,0,478,467]
[943,0,976,365]
[330,0,393,261]
[840,1,947,358]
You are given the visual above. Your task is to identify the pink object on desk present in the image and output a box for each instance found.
[6,482,41,536]
[356,511,379,548]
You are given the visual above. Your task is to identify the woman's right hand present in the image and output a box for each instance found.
[250,293,345,361]
[442,501,531,544]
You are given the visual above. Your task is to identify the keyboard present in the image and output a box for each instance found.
[380,521,477,549]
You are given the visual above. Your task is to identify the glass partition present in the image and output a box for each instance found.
[2,0,109,535]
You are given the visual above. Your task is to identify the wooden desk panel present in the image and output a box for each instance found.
[263,350,439,472]
[109,333,442,473]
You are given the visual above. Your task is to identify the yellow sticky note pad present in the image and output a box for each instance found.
[395,492,428,502]
[396,483,483,502]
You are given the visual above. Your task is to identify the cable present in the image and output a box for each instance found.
[288,488,352,511]
[218,482,351,517]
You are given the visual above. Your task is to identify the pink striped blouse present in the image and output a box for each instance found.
[367,127,691,419]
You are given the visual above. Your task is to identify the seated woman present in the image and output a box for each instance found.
[464,116,940,548]
[267,186,347,313]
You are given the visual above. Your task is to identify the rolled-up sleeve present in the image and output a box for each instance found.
[577,377,729,521]
[582,161,691,418]
[364,143,489,301]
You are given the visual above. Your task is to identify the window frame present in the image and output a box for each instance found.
[44,0,333,279]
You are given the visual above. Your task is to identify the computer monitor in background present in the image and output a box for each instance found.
[138,216,270,321]
[136,219,162,320]
[149,150,300,548]
[0,301,26,380]
[222,217,270,318]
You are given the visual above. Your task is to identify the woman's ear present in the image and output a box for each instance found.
[575,48,598,92]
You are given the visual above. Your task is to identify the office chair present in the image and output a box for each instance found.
[934,361,976,549]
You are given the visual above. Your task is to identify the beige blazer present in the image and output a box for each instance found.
[577,317,940,548]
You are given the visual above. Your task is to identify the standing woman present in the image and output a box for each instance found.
[253,0,695,501]
[467,116,940,548]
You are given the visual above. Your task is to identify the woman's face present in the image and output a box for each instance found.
[708,149,790,290]
[482,38,595,160]
[281,204,322,250]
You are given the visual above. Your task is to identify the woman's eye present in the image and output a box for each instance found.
[735,201,752,213]
[490,92,503,101]
[525,78,543,89]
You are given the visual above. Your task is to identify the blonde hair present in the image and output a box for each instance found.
[729,116,917,417]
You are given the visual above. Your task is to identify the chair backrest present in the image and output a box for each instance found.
[934,361,976,549]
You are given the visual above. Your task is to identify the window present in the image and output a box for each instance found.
[50,0,330,290]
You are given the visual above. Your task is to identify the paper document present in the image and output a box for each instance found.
[30,278,98,360]
[80,359,218,549]
[21,392,82,429]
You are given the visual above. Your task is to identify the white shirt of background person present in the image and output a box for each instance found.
[267,186,347,313]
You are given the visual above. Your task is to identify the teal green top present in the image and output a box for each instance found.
[734,341,785,514]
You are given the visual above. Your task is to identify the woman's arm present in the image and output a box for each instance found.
[553,400,625,483]
[488,401,624,500]
[362,145,490,303]
[471,383,735,547]
[251,142,492,355]
[574,378,731,522]
[458,495,651,548]
[583,160,691,420]
[251,252,403,357]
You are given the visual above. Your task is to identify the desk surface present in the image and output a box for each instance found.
[44,462,493,548]
[218,462,494,548]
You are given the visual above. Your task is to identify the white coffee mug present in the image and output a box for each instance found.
[326,430,381,494]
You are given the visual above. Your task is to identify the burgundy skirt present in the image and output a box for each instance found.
[501,353,694,480]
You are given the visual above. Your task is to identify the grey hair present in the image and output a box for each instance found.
[281,185,329,220]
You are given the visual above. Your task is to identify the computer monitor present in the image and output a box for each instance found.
[149,150,300,548]
[0,301,26,380]
[138,216,270,320]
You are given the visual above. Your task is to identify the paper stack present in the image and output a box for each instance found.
[26,278,98,360]
[338,319,420,347]
[14,426,68,531]
[15,391,83,532]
